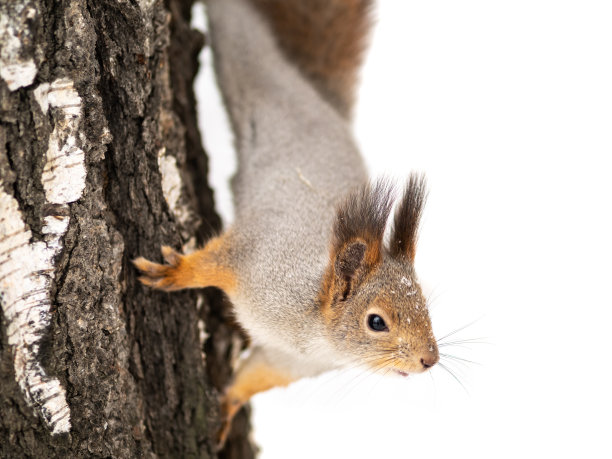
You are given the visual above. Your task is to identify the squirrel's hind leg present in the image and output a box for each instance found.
[218,346,295,448]
[133,233,236,294]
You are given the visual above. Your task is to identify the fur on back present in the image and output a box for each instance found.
[206,0,368,362]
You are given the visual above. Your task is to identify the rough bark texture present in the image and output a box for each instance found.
[0,0,255,457]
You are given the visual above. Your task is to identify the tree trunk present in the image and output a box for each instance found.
[0,0,254,457]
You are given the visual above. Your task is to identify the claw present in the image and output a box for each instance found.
[161,245,181,265]
[132,252,179,291]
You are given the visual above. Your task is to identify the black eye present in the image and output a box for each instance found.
[367,314,388,332]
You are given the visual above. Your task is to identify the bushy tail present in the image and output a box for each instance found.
[251,0,374,119]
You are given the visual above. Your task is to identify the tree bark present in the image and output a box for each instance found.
[0,0,254,457]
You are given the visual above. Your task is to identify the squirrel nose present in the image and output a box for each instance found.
[420,351,439,369]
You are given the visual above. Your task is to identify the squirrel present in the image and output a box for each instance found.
[134,0,439,446]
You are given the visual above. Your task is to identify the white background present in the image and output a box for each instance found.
[193,1,612,457]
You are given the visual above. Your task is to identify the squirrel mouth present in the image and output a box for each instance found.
[395,370,410,378]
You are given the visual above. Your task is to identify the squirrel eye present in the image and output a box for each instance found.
[367,314,389,332]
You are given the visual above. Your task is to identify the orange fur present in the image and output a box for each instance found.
[364,239,383,266]
[225,364,294,407]
[218,362,294,447]
[133,233,236,294]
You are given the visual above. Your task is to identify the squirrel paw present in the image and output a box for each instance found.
[133,246,184,291]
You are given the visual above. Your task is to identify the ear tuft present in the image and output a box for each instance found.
[333,179,394,265]
[390,173,427,261]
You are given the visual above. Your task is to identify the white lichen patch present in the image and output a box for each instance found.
[0,61,38,91]
[157,148,191,224]
[37,78,87,204]
[0,75,88,434]
[42,215,70,236]
[0,2,38,91]
[33,82,50,113]
[0,187,71,434]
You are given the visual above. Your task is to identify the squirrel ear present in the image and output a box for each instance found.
[389,174,427,261]
[333,179,394,265]
[334,241,367,300]
[335,241,366,278]
[321,181,393,304]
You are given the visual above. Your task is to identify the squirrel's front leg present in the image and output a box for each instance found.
[133,233,236,294]
[218,347,295,448]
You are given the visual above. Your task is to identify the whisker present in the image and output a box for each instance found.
[300,346,429,406]
[425,287,442,311]
[336,355,400,402]
[437,361,469,394]
[438,337,490,348]
[428,368,436,388]
[317,353,398,402]
[330,368,372,404]
[296,353,389,404]
[436,316,484,343]
[439,353,480,366]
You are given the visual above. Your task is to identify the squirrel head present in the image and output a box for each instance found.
[320,175,438,375]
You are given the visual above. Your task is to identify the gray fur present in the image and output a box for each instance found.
[206,0,368,376]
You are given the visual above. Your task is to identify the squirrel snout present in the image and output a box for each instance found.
[420,351,439,370]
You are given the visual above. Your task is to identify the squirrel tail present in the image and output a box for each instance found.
[251,0,375,119]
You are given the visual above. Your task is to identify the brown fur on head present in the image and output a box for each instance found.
[320,175,438,374]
